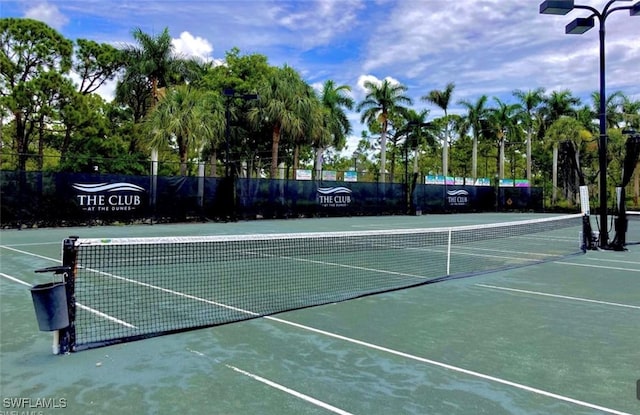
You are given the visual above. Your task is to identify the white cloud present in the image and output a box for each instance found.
[356,75,402,94]
[275,0,364,48]
[172,31,214,62]
[24,2,69,30]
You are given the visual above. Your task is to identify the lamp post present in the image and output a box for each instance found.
[540,0,639,249]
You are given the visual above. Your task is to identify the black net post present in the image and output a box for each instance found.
[59,236,79,353]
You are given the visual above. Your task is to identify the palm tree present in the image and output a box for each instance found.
[621,95,640,130]
[544,117,592,205]
[540,89,581,130]
[357,79,412,183]
[248,65,313,178]
[487,98,521,180]
[422,82,455,179]
[399,109,436,177]
[590,91,625,129]
[315,80,354,176]
[292,84,324,177]
[125,27,178,104]
[458,94,489,181]
[144,85,222,175]
[513,88,546,183]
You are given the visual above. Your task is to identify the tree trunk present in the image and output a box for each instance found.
[552,144,558,205]
[293,145,300,178]
[15,112,28,171]
[179,137,188,176]
[472,136,477,180]
[526,130,532,183]
[442,135,448,179]
[499,139,505,179]
[380,123,387,183]
[270,124,281,178]
[314,147,324,179]
[37,116,45,171]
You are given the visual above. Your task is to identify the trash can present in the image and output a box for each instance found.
[30,282,69,331]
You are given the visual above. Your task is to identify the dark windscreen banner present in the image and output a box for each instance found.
[0,171,544,226]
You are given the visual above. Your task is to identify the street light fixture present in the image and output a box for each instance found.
[565,17,594,33]
[539,0,575,14]
[540,0,639,249]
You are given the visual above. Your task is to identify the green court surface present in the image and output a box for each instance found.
[1,213,638,415]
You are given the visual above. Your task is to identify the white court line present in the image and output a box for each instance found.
[1,245,61,262]
[475,283,640,310]
[1,241,61,247]
[0,272,137,328]
[1,272,33,287]
[4,243,631,414]
[264,316,632,415]
[587,257,640,265]
[556,261,640,273]
[226,365,353,415]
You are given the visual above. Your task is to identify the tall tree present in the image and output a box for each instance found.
[590,90,625,129]
[422,82,455,178]
[487,98,521,179]
[540,89,581,130]
[397,109,435,177]
[74,39,126,95]
[0,18,73,170]
[315,80,354,175]
[458,94,489,180]
[513,88,546,183]
[621,95,640,130]
[357,79,412,183]
[292,84,323,176]
[125,27,177,104]
[248,65,313,178]
[144,85,221,175]
[544,117,592,205]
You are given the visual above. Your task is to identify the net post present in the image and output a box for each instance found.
[58,236,79,354]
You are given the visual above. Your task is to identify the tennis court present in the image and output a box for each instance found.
[1,213,638,415]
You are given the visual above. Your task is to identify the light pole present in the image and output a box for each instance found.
[540,0,639,249]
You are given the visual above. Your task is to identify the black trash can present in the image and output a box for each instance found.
[30,282,69,331]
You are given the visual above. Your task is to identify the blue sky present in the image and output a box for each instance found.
[3,0,639,151]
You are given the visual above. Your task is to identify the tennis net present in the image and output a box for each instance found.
[51,213,586,352]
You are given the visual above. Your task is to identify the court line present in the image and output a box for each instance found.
[587,257,640,265]
[4,242,630,413]
[556,261,640,273]
[0,272,137,328]
[265,316,632,415]
[2,271,630,414]
[1,241,61,247]
[475,283,640,310]
[1,245,62,262]
[226,364,354,415]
